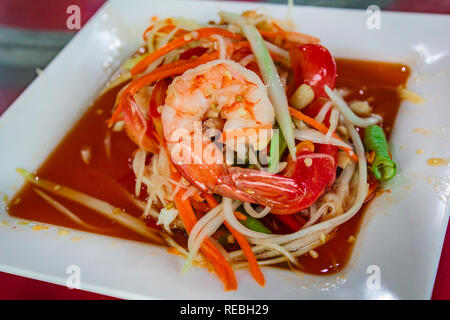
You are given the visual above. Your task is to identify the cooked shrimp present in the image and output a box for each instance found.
[161,59,337,214]
[121,92,157,153]
[162,59,274,153]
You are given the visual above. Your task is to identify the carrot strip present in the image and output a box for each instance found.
[149,79,170,143]
[171,171,237,291]
[234,210,247,221]
[191,192,204,203]
[127,52,219,96]
[191,196,247,220]
[142,24,155,41]
[179,197,237,290]
[142,16,158,41]
[108,105,124,126]
[167,247,182,256]
[289,107,358,162]
[175,192,236,289]
[108,52,218,127]
[201,193,247,221]
[132,27,241,75]
[157,24,176,34]
[203,194,265,287]
[258,31,279,38]
[225,222,265,286]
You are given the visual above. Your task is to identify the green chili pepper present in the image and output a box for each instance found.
[236,207,273,234]
[268,129,287,174]
[242,216,273,234]
[364,125,397,181]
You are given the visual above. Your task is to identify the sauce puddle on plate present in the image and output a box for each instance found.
[7,58,410,275]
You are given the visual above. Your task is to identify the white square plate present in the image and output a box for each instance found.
[0,0,449,299]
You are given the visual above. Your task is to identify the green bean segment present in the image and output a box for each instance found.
[364,125,396,181]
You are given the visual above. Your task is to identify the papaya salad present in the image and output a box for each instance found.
[14,10,402,290]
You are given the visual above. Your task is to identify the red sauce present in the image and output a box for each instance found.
[282,59,410,274]
[7,58,410,275]
[7,86,151,243]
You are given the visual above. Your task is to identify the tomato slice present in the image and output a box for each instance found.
[289,44,337,98]
[269,45,339,217]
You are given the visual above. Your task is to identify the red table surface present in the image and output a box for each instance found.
[0,0,448,300]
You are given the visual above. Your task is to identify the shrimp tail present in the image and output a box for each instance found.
[216,167,302,206]
[211,145,337,215]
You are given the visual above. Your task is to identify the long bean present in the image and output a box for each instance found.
[364,125,396,181]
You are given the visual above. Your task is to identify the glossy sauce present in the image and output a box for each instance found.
[7,58,410,275]
[283,59,410,274]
